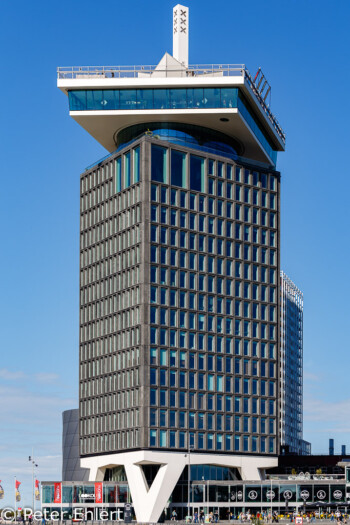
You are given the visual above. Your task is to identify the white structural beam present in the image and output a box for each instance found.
[173,4,189,67]
[81,450,278,523]
[124,461,185,522]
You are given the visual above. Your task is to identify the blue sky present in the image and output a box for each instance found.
[0,0,350,508]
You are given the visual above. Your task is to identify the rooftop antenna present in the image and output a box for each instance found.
[173,4,189,67]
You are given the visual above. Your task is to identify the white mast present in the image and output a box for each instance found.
[173,4,189,67]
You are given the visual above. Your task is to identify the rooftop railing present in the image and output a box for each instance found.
[57,64,285,143]
[57,64,246,79]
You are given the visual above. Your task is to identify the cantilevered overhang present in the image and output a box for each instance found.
[69,108,273,165]
[58,68,285,165]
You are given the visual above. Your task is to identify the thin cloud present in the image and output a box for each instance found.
[0,373,76,507]
[303,371,321,381]
[35,372,60,384]
[0,369,60,384]
[0,368,26,381]
[304,397,350,422]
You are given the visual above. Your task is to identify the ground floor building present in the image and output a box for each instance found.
[54,438,350,522]
[42,476,348,522]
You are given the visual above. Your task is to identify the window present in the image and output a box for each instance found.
[124,151,130,187]
[159,410,166,427]
[189,412,195,429]
[160,207,167,224]
[150,409,157,426]
[208,159,215,175]
[160,288,167,304]
[160,389,166,406]
[150,389,156,405]
[190,155,205,192]
[116,157,122,192]
[171,150,186,187]
[189,193,196,209]
[150,430,157,447]
[179,432,185,448]
[170,431,176,447]
[171,189,177,205]
[133,147,140,183]
[170,390,176,406]
[217,434,223,450]
[170,209,177,226]
[151,145,167,183]
[150,347,157,364]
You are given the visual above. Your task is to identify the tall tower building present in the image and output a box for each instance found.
[57,5,285,521]
[280,271,309,455]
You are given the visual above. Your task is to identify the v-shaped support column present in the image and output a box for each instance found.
[81,450,278,523]
[124,457,186,522]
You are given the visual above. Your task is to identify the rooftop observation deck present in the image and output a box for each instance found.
[57,64,286,146]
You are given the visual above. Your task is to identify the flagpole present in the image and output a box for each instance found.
[32,447,34,513]
[14,476,17,523]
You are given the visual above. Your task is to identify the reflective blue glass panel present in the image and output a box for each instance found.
[70,85,279,165]
[120,89,136,109]
[171,150,186,188]
[190,155,205,192]
[137,89,153,109]
[151,145,167,183]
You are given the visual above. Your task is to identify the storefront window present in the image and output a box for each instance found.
[117,484,129,503]
[42,485,54,504]
[104,484,117,503]
[62,486,72,503]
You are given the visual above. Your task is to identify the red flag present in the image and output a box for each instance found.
[54,483,61,504]
[15,481,21,489]
[95,483,103,504]
[35,480,40,489]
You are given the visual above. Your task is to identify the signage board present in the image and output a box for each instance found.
[54,483,61,504]
[124,503,132,523]
[95,483,103,504]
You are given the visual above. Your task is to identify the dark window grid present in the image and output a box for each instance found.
[152,233,278,263]
[149,293,278,328]
[148,316,278,339]
[80,255,141,280]
[149,184,277,218]
[146,365,277,399]
[84,155,277,200]
[80,183,141,212]
[80,221,142,249]
[146,162,279,193]
[149,251,277,284]
[79,304,141,326]
[81,191,140,217]
[80,229,141,256]
[80,289,141,310]
[148,361,239,378]
[148,177,278,200]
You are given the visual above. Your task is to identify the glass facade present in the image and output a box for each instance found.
[79,130,280,457]
[148,139,279,454]
[42,480,347,521]
[280,272,304,454]
[117,123,241,159]
[79,144,142,456]
[69,87,239,111]
[68,88,277,164]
